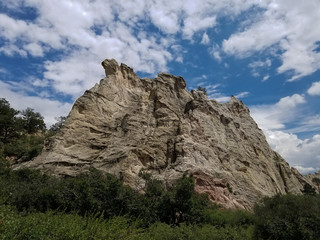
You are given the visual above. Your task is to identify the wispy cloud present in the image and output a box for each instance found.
[0,68,8,74]
[210,43,222,62]
[248,59,272,69]
[193,75,208,82]
[288,114,320,134]
[248,58,272,77]
[204,83,249,102]
[262,75,270,82]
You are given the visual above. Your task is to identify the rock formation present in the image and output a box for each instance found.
[23,59,312,210]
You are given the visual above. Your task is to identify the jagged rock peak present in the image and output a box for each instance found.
[22,58,314,210]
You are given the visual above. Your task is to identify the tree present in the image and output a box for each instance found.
[254,194,320,240]
[171,174,209,224]
[302,183,316,196]
[137,172,210,225]
[20,108,46,134]
[49,116,66,133]
[197,86,207,96]
[312,178,320,192]
[0,98,19,143]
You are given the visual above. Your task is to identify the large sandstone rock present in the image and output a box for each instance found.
[23,59,312,210]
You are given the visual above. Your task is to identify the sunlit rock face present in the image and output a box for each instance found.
[24,59,312,210]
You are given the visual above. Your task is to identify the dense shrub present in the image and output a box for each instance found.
[0,98,46,164]
[137,173,211,225]
[0,165,255,239]
[203,207,254,227]
[0,166,136,216]
[0,167,61,212]
[59,169,137,217]
[0,164,212,226]
[141,222,254,240]
[3,135,44,162]
[0,205,142,240]
[254,194,320,240]
[2,161,320,239]
[0,204,254,240]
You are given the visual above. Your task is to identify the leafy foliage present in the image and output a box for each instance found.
[142,222,254,240]
[137,172,210,225]
[4,135,44,162]
[0,98,19,143]
[312,177,320,185]
[254,194,320,240]
[1,162,320,239]
[203,208,254,228]
[0,203,255,240]
[20,107,46,134]
[302,183,317,196]
[197,86,207,95]
[0,99,46,163]
[0,205,142,240]
[48,116,66,135]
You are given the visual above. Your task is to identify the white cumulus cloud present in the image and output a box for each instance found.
[0,80,72,127]
[250,93,320,174]
[251,94,306,130]
[265,130,320,174]
[308,81,320,96]
[201,32,210,45]
[223,0,320,81]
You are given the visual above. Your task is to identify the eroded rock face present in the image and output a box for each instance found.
[24,59,312,209]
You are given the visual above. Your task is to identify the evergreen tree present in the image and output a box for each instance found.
[197,86,207,95]
[0,98,19,143]
[21,108,46,134]
[49,116,66,133]
[302,183,316,196]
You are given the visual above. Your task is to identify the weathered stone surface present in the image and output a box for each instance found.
[22,59,314,209]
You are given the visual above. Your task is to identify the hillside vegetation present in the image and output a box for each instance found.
[0,163,320,239]
[1,98,320,239]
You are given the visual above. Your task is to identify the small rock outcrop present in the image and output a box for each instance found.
[24,59,312,209]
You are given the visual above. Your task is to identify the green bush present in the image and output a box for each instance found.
[0,205,142,240]
[141,222,254,240]
[0,204,255,240]
[254,194,320,240]
[0,167,137,216]
[59,168,136,217]
[137,173,211,225]
[0,168,61,212]
[203,207,254,227]
[3,135,44,162]
[0,98,46,164]
[4,163,320,240]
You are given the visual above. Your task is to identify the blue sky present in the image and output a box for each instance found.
[0,0,319,174]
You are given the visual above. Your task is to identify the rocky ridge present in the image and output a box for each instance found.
[24,59,312,210]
